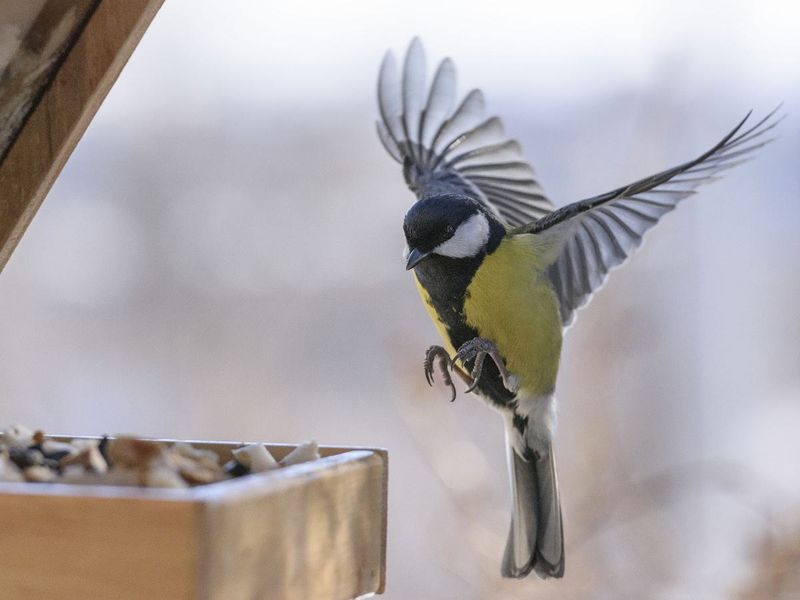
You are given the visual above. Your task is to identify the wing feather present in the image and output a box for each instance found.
[377,52,403,146]
[375,38,555,227]
[432,89,486,157]
[420,58,457,153]
[517,108,783,326]
[401,38,427,162]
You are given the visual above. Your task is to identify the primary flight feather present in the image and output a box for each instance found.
[376,37,779,580]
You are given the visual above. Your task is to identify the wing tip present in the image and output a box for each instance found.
[464,87,486,109]
[380,49,395,68]
[378,50,397,88]
[404,36,426,67]
[438,55,456,75]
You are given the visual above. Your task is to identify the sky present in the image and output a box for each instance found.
[103,0,799,119]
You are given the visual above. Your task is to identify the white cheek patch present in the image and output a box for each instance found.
[433,213,490,258]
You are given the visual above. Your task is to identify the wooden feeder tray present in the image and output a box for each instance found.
[0,437,388,599]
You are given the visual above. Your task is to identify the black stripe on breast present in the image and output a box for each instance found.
[415,253,516,408]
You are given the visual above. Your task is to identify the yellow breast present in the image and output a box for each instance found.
[463,235,562,396]
[414,276,458,357]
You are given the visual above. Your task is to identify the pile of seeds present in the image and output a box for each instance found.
[0,424,320,489]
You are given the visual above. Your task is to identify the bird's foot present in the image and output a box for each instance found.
[455,337,519,394]
[423,345,457,402]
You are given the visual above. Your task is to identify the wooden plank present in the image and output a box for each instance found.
[0,0,164,273]
[0,493,198,599]
[198,450,387,600]
[0,1,98,159]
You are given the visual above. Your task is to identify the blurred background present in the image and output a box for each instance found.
[1,1,799,597]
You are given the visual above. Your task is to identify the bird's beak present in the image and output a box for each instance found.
[405,248,430,270]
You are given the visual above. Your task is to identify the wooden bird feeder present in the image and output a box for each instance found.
[0,3,388,599]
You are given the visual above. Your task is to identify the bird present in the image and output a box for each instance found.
[375,37,780,580]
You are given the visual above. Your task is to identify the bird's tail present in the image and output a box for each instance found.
[501,428,564,579]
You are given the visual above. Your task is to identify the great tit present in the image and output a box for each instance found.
[376,38,779,580]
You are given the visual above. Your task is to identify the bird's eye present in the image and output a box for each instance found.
[445,224,455,235]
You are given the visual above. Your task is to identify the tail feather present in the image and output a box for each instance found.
[501,434,564,579]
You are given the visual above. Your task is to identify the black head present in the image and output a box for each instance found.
[403,194,501,270]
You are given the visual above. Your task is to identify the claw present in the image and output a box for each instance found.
[464,351,486,394]
[423,345,438,386]
[455,337,517,395]
[422,339,514,401]
[423,345,457,401]
[437,353,457,402]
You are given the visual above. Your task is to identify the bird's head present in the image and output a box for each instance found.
[403,194,501,270]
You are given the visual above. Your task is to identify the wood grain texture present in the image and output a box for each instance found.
[198,451,387,600]
[0,0,164,273]
[0,1,99,159]
[0,439,388,600]
[0,493,198,598]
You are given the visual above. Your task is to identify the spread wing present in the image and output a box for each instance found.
[515,107,783,327]
[377,38,555,228]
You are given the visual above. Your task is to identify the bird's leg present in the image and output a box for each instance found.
[455,337,519,394]
[423,345,458,402]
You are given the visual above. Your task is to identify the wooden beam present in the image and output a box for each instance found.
[0,0,164,273]
[0,1,97,160]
